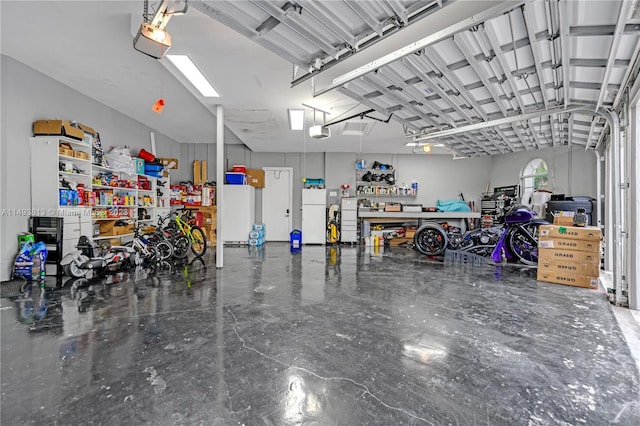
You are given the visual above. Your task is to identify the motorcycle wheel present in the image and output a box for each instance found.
[508,224,541,265]
[63,255,89,278]
[414,224,448,256]
[173,236,190,259]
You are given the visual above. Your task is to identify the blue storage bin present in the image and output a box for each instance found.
[290,229,302,250]
[144,163,164,172]
[144,171,163,178]
[226,172,245,185]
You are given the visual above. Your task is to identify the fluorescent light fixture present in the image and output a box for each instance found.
[166,54,219,97]
[288,109,305,130]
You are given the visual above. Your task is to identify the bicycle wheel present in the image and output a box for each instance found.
[173,235,190,259]
[189,226,207,257]
[152,241,173,261]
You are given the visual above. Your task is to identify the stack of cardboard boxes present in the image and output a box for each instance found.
[537,224,602,289]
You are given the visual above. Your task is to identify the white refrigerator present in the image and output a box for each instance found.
[222,185,255,243]
[301,188,326,244]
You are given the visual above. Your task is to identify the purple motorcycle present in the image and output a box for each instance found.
[413,205,549,265]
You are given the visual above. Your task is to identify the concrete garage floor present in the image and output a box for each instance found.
[1,245,639,425]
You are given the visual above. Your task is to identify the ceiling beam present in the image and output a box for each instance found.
[191,1,307,68]
[401,57,509,153]
[410,104,590,141]
[385,0,409,26]
[337,85,421,132]
[314,1,525,96]
[385,62,505,153]
[251,1,340,59]
[420,46,517,152]
[361,74,489,155]
[483,20,528,113]
[453,32,531,150]
[596,0,635,110]
[345,1,383,36]
[523,3,549,110]
[558,0,570,109]
[296,1,357,49]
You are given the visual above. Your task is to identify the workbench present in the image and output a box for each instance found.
[359,210,481,234]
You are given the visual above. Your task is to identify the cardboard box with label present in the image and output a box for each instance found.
[245,169,265,188]
[538,248,599,264]
[538,238,600,253]
[539,224,601,242]
[538,259,600,277]
[536,269,599,289]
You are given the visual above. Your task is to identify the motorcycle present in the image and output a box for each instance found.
[413,205,549,265]
[60,236,133,278]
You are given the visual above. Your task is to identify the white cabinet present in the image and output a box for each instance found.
[222,185,255,243]
[341,198,358,243]
[302,189,326,244]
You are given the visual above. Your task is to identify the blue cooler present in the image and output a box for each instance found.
[226,172,245,185]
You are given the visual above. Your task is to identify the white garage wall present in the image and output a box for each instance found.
[489,145,598,198]
[0,55,184,281]
[329,153,493,208]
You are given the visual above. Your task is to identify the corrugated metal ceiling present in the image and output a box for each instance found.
[192,0,640,156]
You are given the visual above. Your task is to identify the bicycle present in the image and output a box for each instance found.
[168,209,207,257]
[127,224,173,265]
[152,214,190,259]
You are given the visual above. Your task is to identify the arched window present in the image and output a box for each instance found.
[521,158,549,195]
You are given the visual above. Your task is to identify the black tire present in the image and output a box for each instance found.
[414,224,448,256]
[153,241,173,261]
[173,235,190,259]
[508,224,542,265]
[190,226,207,257]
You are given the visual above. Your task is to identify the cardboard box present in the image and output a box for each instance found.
[385,204,402,212]
[538,248,600,264]
[99,221,115,236]
[33,120,85,141]
[553,215,575,226]
[78,123,98,145]
[539,224,601,242]
[245,169,265,188]
[73,151,89,160]
[158,158,179,169]
[537,269,599,289]
[538,238,600,253]
[538,259,600,277]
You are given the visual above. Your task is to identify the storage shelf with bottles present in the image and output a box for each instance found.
[355,161,418,199]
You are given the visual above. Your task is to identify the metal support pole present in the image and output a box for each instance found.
[216,105,224,268]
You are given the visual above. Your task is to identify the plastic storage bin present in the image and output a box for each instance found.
[290,229,302,250]
[133,157,145,174]
[226,172,246,185]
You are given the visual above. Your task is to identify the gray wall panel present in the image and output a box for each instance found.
[0,55,184,280]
